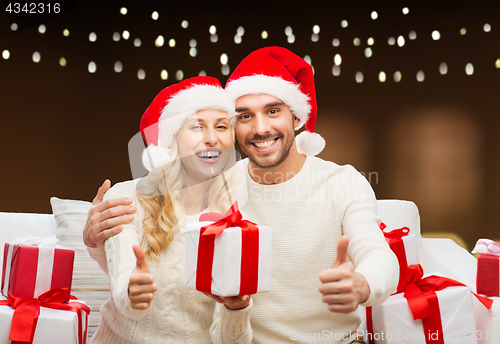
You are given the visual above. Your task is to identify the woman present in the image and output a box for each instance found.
[88,76,252,343]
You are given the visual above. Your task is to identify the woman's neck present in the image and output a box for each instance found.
[183,178,213,215]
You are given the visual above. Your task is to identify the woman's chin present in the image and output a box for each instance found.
[196,163,225,179]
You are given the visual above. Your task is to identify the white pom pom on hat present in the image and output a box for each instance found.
[225,46,325,156]
[296,131,326,156]
[140,76,236,171]
[141,145,171,171]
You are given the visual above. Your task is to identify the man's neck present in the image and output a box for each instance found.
[248,149,306,185]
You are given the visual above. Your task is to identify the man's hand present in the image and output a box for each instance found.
[129,245,157,310]
[318,236,370,313]
[203,293,251,310]
[83,179,136,248]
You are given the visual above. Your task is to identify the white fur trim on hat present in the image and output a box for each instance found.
[225,75,311,130]
[142,145,171,171]
[296,131,326,156]
[158,84,236,149]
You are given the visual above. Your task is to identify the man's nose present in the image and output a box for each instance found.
[254,113,271,136]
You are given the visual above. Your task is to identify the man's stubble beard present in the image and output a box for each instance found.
[238,132,294,169]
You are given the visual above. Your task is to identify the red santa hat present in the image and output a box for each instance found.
[140,76,235,171]
[225,46,325,156]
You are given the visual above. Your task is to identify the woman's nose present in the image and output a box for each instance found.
[203,128,218,146]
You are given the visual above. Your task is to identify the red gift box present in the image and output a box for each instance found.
[2,235,75,302]
[472,239,500,296]
[477,253,500,296]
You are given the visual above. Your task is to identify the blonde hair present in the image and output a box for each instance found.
[136,137,238,262]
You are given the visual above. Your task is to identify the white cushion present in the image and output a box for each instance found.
[50,197,109,341]
[0,212,57,261]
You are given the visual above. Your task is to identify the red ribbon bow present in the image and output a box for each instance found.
[402,264,493,318]
[0,288,90,344]
[379,222,410,242]
[196,202,260,295]
[199,202,257,236]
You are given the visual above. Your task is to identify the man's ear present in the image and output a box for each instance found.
[293,115,302,129]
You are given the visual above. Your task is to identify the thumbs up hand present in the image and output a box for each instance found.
[318,236,370,313]
[128,245,158,310]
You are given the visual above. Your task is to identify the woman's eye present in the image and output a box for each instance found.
[216,125,228,130]
[191,125,202,130]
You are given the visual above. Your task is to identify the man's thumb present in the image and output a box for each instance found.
[133,244,150,273]
[333,236,350,268]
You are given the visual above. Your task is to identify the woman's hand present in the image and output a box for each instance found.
[129,245,158,310]
[203,293,251,310]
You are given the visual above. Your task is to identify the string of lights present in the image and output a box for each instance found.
[2,4,499,84]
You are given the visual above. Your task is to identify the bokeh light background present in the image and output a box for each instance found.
[1,1,500,249]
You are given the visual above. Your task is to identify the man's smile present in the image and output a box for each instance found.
[252,138,278,152]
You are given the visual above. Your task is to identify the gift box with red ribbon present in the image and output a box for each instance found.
[472,239,500,297]
[2,235,75,302]
[380,222,420,293]
[362,265,493,344]
[0,288,90,344]
[185,202,272,297]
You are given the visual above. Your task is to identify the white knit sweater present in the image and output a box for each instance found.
[237,156,399,344]
[88,179,253,344]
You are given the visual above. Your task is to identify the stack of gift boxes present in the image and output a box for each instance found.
[0,234,89,344]
[359,220,497,344]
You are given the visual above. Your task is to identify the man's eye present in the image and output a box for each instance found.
[238,114,251,120]
[268,109,279,115]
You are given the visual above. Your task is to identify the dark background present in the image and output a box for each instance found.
[1,1,499,249]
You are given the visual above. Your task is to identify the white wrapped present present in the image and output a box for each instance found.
[185,202,271,297]
[360,266,494,344]
[0,289,89,344]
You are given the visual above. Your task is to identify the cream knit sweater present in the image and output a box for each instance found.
[237,156,399,344]
[88,179,253,344]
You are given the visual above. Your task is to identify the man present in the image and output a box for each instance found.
[85,47,398,343]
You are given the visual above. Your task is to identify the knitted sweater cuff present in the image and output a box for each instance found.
[356,250,399,307]
[218,297,253,325]
[87,245,109,275]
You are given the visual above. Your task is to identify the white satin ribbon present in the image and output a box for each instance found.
[472,238,500,256]
[2,234,59,297]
